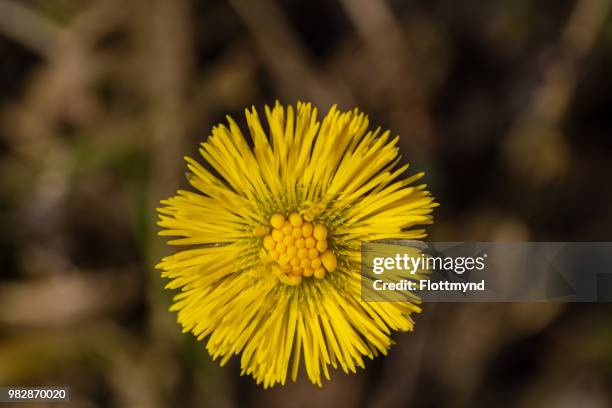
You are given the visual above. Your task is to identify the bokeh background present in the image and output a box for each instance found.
[1,0,612,407]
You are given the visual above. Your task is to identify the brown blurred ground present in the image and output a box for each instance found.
[1,0,612,407]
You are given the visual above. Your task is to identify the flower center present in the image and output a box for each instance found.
[262,212,336,286]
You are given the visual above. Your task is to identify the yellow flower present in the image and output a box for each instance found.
[157,102,437,387]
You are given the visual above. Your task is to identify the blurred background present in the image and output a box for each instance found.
[1,0,612,407]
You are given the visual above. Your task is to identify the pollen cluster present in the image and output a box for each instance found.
[262,212,336,285]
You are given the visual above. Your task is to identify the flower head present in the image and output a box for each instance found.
[157,102,437,387]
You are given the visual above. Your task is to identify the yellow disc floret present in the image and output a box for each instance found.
[289,213,303,227]
[295,238,305,248]
[281,222,293,236]
[316,240,328,252]
[272,229,284,242]
[305,237,316,249]
[313,224,328,241]
[262,212,336,285]
[270,214,285,229]
[263,235,275,251]
[302,223,313,237]
[320,250,337,272]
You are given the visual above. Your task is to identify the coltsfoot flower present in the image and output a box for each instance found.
[157,102,437,387]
